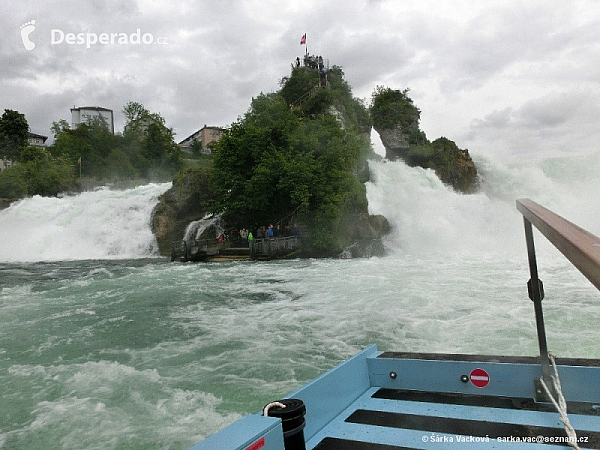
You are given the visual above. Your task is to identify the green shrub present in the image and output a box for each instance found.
[0,166,28,198]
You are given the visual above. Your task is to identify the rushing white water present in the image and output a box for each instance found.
[183,214,225,241]
[0,183,171,262]
[366,151,600,258]
[1,151,600,449]
[1,152,598,263]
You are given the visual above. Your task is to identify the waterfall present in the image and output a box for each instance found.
[2,147,599,263]
[183,214,225,241]
[365,150,600,257]
[0,183,171,262]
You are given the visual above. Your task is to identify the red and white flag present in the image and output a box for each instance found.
[300,33,306,45]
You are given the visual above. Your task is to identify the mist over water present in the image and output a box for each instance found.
[1,151,599,449]
[367,151,600,258]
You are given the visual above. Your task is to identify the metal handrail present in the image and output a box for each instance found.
[516,198,600,401]
[250,236,301,257]
[516,198,600,290]
[291,83,322,108]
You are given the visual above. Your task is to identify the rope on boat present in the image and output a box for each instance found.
[263,401,286,417]
[539,352,580,450]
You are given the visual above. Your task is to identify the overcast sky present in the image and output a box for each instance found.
[2,0,599,161]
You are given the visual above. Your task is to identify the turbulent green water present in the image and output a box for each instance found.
[1,254,599,449]
[1,154,599,449]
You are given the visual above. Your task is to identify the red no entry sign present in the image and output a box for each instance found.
[469,368,490,388]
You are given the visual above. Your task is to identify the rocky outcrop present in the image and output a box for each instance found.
[151,168,215,255]
[371,87,478,194]
[0,199,14,210]
[152,68,393,259]
[376,130,478,193]
[428,137,478,193]
[343,212,390,242]
[152,165,391,259]
[375,122,417,159]
[296,209,390,259]
[380,127,478,194]
[340,211,390,257]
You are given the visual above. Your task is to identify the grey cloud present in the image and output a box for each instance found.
[2,0,600,161]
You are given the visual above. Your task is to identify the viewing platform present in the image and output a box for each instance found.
[171,236,302,262]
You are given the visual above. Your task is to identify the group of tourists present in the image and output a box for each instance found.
[228,223,301,247]
[296,54,325,70]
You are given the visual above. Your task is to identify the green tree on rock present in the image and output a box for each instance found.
[371,86,478,193]
[211,68,371,253]
[371,86,427,145]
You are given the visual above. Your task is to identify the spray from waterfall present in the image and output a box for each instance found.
[2,148,599,263]
[183,214,225,241]
[365,151,600,258]
[0,183,171,262]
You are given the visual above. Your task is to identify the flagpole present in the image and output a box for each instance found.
[301,33,308,58]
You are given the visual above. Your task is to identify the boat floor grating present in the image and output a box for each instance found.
[308,387,600,449]
[373,388,600,416]
[313,437,416,450]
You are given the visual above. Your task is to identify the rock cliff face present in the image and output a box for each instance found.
[375,127,478,193]
[371,87,478,193]
[428,137,478,193]
[151,168,214,256]
[151,164,390,258]
[376,122,416,159]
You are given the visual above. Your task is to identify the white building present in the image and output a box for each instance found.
[28,132,48,147]
[178,125,224,154]
[71,106,114,134]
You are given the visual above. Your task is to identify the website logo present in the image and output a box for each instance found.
[51,28,168,49]
[20,20,36,51]
[19,20,168,51]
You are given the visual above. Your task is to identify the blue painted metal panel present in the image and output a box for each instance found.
[541,364,600,403]
[189,414,284,450]
[306,383,600,448]
[369,356,541,398]
[190,348,600,449]
[345,395,579,431]
[368,356,600,403]
[285,345,378,442]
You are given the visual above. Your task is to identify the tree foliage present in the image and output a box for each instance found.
[211,67,370,252]
[0,103,183,200]
[371,86,427,145]
[0,109,29,162]
[0,109,78,198]
[50,103,182,181]
[0,146,75,198]
[279,67,320,105]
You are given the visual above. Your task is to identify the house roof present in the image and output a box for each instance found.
[70,106,114,113]
[28,132,48,141]
[179,125,225,145]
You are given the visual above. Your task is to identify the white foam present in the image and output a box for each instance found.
[366,151,600,258]
[0,183,171,262]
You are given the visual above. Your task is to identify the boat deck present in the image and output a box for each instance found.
[192,346,600,449]
[310,350,600,449]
